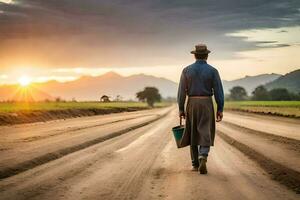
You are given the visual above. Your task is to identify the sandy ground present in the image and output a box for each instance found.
[223,112,300,140]
[217,123,300,172]
[0,108,299,199]
[0,107,172,179]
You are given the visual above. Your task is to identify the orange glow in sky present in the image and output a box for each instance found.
[0,0,299,102]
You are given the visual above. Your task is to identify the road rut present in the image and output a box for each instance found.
[0,108,298,200]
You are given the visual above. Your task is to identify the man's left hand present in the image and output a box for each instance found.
[216,111,223,122]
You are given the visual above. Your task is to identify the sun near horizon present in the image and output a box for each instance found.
[18,75,32,87]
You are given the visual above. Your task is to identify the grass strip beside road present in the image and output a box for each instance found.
[224,101,300,118]
[0,102,169,113]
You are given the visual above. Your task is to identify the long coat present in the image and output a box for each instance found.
[180,97,216,147]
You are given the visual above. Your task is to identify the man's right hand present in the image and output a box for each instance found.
[179,111,186,119]
[216,111,223,122]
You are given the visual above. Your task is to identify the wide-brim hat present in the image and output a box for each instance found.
[190,44,211,54]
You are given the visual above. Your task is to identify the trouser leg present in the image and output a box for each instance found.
[199,146,210,157]
[190,145,199,167]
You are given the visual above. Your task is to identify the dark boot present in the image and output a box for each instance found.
[198,156,207,174]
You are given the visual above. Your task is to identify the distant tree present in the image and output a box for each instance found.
[55,97,62,102]
[55,97,66,102]
[289,93,300,101]
[229,86,248,101]
[269,88,291,100]
[100,95,110,102]
[296,92,300,101]
[136,87,161,107]
[252,85,270,100]
[114,95,123,102]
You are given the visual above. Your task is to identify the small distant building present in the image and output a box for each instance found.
[100,95,110,102]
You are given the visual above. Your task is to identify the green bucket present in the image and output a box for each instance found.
[172,117,185,148]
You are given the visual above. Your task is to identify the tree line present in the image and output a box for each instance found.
[227,85,300,101]
[100,87,162,107]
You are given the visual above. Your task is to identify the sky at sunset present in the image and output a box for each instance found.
[0,0,299,85]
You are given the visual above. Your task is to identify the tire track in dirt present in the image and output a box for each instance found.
[221,121,300,153]
[108,114,174,200]
[0,110,299,200]
[218,130,300,194]
[0,111,170,180]
[40,110,176,200]
[18,114,155,143]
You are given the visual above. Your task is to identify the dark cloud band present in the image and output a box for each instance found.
[0,0,299,68]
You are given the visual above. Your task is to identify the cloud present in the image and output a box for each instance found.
[0,0,13,4]
[0,0,299,69]
[271,44,291,48]
[278,30,288,33]
[255,41,278,44]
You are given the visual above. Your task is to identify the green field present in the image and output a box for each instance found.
[0,101,170,113]
[224,101,300,118]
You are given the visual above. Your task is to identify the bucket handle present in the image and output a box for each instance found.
[180,116,184,126]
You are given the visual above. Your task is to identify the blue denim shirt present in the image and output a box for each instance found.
[177,60,224,113]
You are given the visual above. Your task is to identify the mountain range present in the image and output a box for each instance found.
[0,69,299,101]
[265,69,300,94]
[0,72,178,101]
[222,73,281,95]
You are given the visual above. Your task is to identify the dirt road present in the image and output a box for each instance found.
[0,107,299,200]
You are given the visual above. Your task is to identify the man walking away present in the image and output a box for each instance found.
[177,44,224,174]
